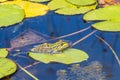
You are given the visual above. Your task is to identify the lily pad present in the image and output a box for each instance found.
[0,48,8,57]
[48,0,75,10]
[84,6,120,21]
[28,48,89,64]
[0,4,24,27]
[48,0,97,15]
[66,0,96,6]
[3,1,49,17]
[55,3,97,15]
[28,0,50,2]
[0,57,17,79]
[92,21,120,31]
[83,5,120,31]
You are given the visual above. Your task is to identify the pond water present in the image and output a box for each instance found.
[0,11,120,80]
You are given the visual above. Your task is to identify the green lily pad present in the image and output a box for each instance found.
[3,1,49,18]
[83,5,120,31]
[0,4,24,27]
[48,0,75,10]
[0,57,17,79]
[0,48,8,57]
[55,3,97,15]
[84,6,120,21]
[28,48,89,64]
[92,21,120,31]
[28,0,50,2]
[66,0,96,6]
[48,0,97,15]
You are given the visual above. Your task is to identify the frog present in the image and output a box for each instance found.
[31,40,70,54]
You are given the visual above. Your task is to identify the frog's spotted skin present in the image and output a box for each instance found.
[31,40,70,54]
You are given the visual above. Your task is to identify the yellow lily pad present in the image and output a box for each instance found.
[0,57,17,79]
[0,48,8,57]
[28,48,89,64]
[3,1,49,17]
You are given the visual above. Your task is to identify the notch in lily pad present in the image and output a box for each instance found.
[83,5,120,32]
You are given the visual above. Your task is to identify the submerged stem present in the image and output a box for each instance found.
[54,26,91,40]
[18,64,39,80]
[71,30,97,47]
[41,26,91,43]
[95,35,120,66]
[24,62,40,69]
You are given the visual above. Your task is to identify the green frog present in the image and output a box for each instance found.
[31,40,70,54]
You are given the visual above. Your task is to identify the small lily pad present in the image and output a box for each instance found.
[28,48,89,64]
[83,5,120,31]
[0,57,17,79]
[0,48,8,57]
[0,4,24,27]
[66,0,96,6]
[3,1,49,17]
[48,0,97,15]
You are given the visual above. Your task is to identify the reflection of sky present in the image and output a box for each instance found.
[0,12,120,80]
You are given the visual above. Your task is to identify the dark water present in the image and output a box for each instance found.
[0,12,120,80]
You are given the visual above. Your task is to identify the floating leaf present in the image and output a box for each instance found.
[28,0,50,2]
[0,48,8,57]
[84,6,120,20]
[0,4,24,27]
[83,5,120,31]
[0,57,17,79]
[48,0,97,15]
[48,0,75,10]
[92,21,120,31]
[3,1,49,17]
[66,0,96,6]
[55,3,97,15]
[28,48,89,64]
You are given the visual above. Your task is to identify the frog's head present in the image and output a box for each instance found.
[54,40,70,51]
